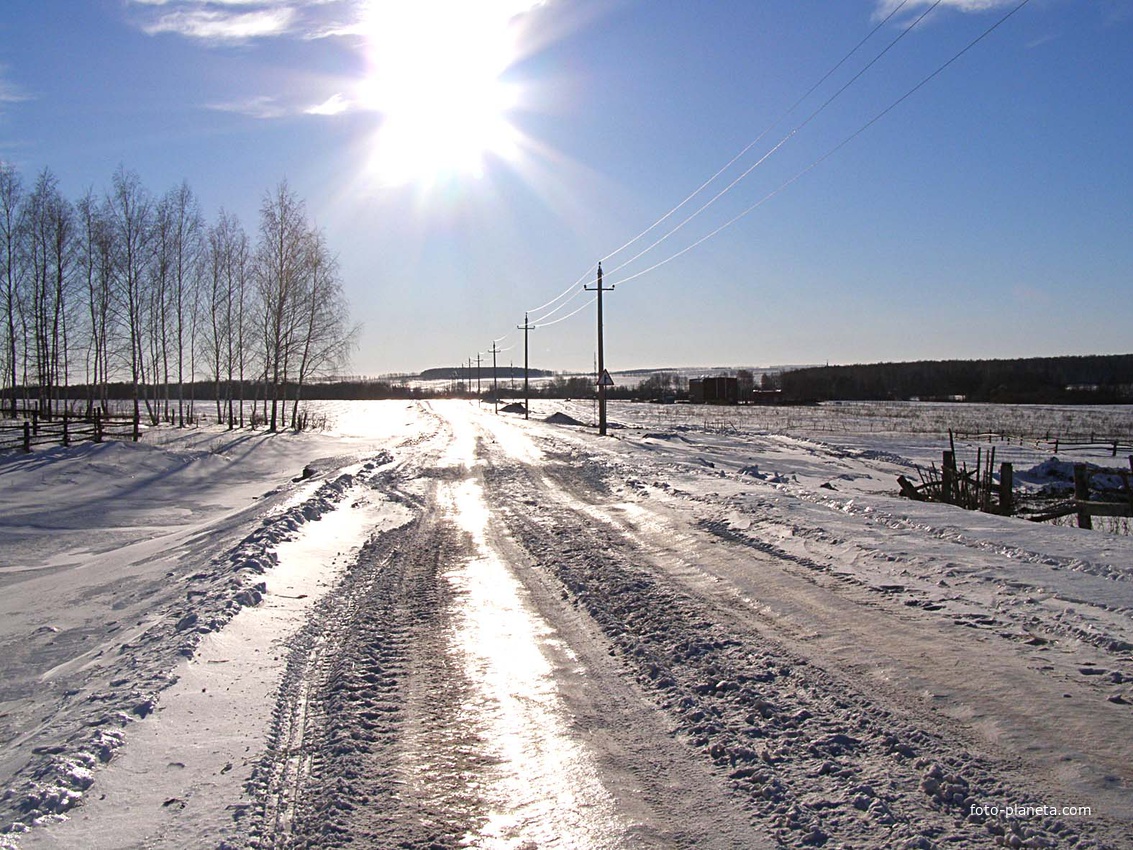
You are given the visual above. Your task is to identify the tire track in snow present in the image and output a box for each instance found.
[483,454,1124,850]
[253,492,492,849]
[250,404,769,849]
[0,454,390,840]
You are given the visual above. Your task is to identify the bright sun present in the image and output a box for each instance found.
[358,0,538,186]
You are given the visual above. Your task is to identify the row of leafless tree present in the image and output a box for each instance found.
[0,163,354,431]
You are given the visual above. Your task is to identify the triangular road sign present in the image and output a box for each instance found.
[597,369,615,387]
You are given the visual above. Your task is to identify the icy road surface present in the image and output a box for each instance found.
[2,399,1131,848]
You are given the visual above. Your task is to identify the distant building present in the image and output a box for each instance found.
[689,376,739,405]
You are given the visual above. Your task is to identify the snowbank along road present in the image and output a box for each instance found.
[2,399,1131,849]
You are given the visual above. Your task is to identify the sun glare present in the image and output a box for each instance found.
[358,0,538,186]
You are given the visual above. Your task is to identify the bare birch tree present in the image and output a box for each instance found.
[206,210,254,428]
[165,181,203,426]
[76,190,118,415]
[148,194,174,421]
[108,166,153,427]
[255,180,307,432]
[25,169,75,416]
[0,163,25,417]
[290,228,353,428]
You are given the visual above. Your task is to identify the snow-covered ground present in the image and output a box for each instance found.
[0,405,421,847]
[1,399,1130,848]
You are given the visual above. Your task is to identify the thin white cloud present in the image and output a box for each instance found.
[875,0,1019,13]
[207,94,289,118]
[208,91,354,119]
[305,93,352,115]
[132,0,283,6]
[127,1,351,43]
[304,18,366,40]
[0,66,31,109]
[305,0,548,41]
[139,7,297,41]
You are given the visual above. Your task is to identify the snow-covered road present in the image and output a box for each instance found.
[2,400,1130,848]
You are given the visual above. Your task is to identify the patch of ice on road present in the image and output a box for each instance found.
[443,477,625,849]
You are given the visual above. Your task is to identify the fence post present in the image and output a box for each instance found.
[999,462,1013,516]
[1123,460,1133,519]
[23,421,31,453]
[1074,463,1092,530]
[31,410,39,436]
[942,451,955,505]
[94,410,103,443]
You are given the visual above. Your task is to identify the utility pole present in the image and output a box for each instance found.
[584,262,614,436]
[489,341,501,414]
[517,312,534,420]
[475,353,483,403]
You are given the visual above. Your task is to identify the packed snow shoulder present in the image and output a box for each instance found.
[0,436,391,838]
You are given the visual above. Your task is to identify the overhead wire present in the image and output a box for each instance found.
[533,295,597,329]
[501,0,1031,357]
[597,0,915,269]
[606,0,1035,291]
[521,0,921,332]
[530,281,588,324]
[526,267,590,316]
[603,0,943,280]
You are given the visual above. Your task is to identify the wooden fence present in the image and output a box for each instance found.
[1035,437,1133,458]
[899,443,1133,530]
[0,411,140,454]
[1021,462,1133,529]
[898,448,1015,515]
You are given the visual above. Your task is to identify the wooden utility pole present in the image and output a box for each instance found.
[518,312,535,420]
[584,262,614,436]
[475,353,483,403]
[489,341,501,414]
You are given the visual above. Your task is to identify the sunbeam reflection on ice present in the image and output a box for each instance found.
[442,477,624,848]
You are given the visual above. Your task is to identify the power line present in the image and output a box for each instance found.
[491,1,1032,362]
[519,0,926,334]
[531,281,587,324]
[603,0,943,280]
[526,269,590,316]
[532,294,596,328]
[598,0,916,270]
[607,0,1032,291]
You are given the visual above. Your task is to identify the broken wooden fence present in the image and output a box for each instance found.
[898,432,1133,529]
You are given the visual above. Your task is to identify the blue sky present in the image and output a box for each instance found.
[1,0,1130,376]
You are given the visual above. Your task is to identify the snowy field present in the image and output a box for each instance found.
[0,399,1130,848]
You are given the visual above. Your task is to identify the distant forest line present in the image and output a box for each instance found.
[777,354,1133,404]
